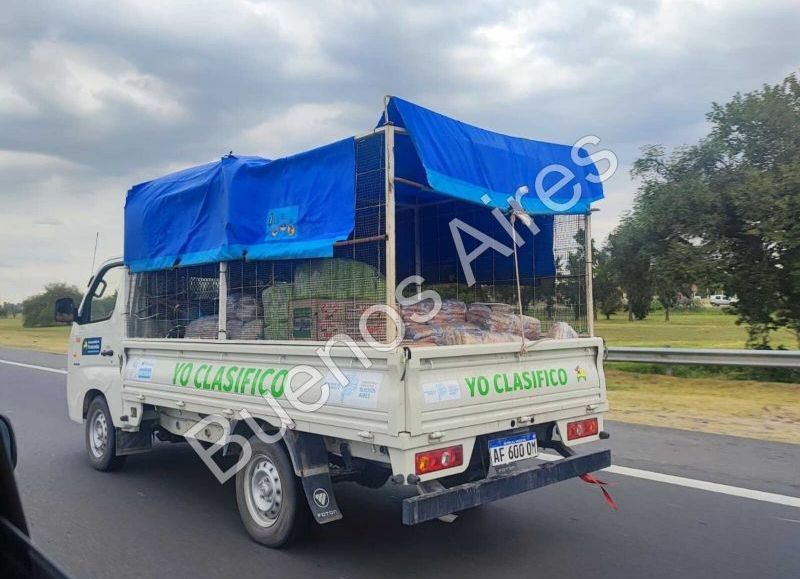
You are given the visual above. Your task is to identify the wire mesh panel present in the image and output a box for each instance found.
[127,133,388,343]
[127,263,220,339]
[395,199,588,344]
[125,130,588,344]
[536,214,588,335]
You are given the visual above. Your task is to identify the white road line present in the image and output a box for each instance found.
[604,464,800,509]
[0,359,67,375]
[539,452,800,509]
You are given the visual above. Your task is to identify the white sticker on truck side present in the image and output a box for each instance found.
[125,358,155,382]
[421,379,462,404]
[325,371,383,409]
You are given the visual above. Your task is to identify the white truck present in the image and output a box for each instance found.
[55,97,611,547]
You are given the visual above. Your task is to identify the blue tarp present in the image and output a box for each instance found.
[125,139,355,272]
[124,97,603,273]
[381,97,604,214]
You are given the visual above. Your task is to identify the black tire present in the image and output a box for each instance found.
[85,395,127,472]
[235,436,310,548]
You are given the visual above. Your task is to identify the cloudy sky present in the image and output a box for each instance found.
[1,0,798,302]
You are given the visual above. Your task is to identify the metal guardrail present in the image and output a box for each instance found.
[605,347,800,369]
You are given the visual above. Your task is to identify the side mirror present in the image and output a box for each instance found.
[0,414,17,469]
[54,297,76,324]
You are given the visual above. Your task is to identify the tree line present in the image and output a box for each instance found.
[593,72,800,347]
[0,302,22,319]
[2,283,83,328]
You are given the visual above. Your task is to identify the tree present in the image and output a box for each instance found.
[593,249,623,319]
[605,217,653,320]
[563,227,591,321]
[628,72,800,345]
[2,302,21,318]
[22,283,83,328]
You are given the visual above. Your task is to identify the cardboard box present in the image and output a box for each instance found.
[289,299,386,341]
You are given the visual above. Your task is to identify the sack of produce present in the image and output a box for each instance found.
[400,300,435,322]
[292,258,386,301]
[520,315,542,340]
[184,315,219,339]
[404,322,443,342]
[261,283,291,339]
[483,332,523,344]
[467,303,541,340]
[263,321,289,340]
[228,318,264,340]
[441,323,486,345]
[546,321,579,340]
[227,292,260,322]
[434,299,468,323]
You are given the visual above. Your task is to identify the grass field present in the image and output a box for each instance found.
[606,368,800,444]
[0,318,69,354]
[596,309,797,349]
[1,308,795,352]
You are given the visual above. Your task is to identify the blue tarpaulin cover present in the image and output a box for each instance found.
[380,97,604,214]
[125,139,355,272]
[124,97,603,273]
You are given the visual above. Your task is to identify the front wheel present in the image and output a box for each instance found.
[85,395,127,471]
[235,436,310,548]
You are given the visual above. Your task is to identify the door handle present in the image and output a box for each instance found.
[100,348,114,357]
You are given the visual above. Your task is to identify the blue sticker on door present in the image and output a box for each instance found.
[82,337,102,355]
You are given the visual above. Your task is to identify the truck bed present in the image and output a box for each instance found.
[121,337,607,450]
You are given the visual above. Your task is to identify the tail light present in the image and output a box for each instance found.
[415,445,464,475]
[566,418,599,441]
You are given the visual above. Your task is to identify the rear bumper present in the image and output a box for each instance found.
[401,449,611,525]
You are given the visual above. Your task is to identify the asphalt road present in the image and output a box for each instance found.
[1,346,798,579]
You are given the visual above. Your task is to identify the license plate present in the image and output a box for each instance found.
[488,432,538,466]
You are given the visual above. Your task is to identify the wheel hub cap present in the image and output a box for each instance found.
[90,411,108,458]
[246,457,283,527]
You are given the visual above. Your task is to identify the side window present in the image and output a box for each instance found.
[83,266,123,324]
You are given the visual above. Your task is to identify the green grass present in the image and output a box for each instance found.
[0,317,70,354]
[595,309,798,349]
[606,367,800,444]
[1,308,797,354]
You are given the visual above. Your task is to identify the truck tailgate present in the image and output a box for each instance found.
[403,337,606,436]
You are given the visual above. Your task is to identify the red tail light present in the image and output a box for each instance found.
[566,418,599,440]
[415,445,464,475]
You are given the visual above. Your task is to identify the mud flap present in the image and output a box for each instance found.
[282,431,342,524]
[115,423,153,456]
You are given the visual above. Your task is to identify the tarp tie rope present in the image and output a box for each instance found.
[580,472,619,510]
[510,212,527,354]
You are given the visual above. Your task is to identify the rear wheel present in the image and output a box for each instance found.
[235,436,310,548]
[85,396,127,471]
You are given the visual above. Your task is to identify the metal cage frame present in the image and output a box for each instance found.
[127,112,594,343]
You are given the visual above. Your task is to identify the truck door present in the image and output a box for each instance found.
[69,262,126,424]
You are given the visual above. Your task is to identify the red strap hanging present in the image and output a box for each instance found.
[580,473,619,510]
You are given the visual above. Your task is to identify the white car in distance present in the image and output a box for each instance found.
[709,294,738,306]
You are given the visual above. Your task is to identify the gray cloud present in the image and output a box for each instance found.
[1,0,798,301]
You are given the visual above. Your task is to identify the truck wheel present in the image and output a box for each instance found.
[235,436,310,548]
[85,396,127,471]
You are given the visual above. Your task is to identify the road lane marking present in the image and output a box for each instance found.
[604,464,800,508]
[538,453,800,508]
[0,359,67,375]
